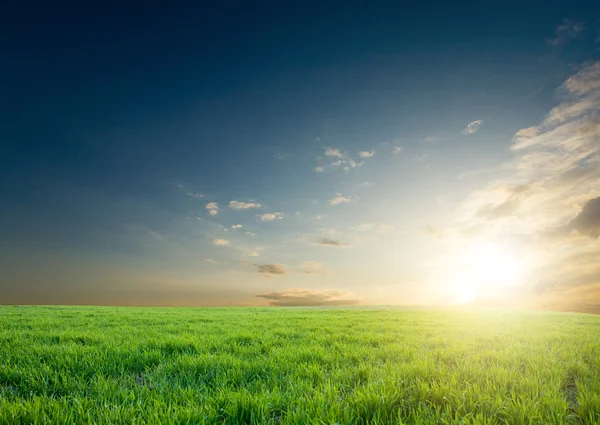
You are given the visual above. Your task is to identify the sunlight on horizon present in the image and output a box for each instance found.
[447,241,528,304]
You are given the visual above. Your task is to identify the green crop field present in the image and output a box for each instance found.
[1,306,599,425]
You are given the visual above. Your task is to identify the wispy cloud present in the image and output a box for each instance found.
[359,151,375,158]
[258,212,284,221]
[206,202,219,216]
[186,192,204,199]
[257,288,360,306]
[325,147,344,158]
[351,223,395,234]
[257,264,287,275]
[548,19,585,47]
[231,224,243,229]
[298,261,328,275]
[315,166,325,173]
[229,200,261,210]
[212,239,230,246]
[205,258,218,264]
[462,120,484,135]
[393,146,402,154]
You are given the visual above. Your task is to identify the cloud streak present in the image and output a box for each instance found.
[548,19,585,47]
[256,288,360,306]
[229,201,261,210]
[310,237,348,247]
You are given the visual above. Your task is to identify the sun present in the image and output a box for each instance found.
[447,241,527,304]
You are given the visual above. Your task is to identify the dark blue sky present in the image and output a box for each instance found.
[2,0,600,307]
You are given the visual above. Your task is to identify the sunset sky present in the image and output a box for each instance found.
[2,2,600,311]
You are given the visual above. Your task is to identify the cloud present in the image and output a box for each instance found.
[257,288,360,306]
[311,237,348,247]
[325,147,344,158]
[186,192,204,199]
[298,261,327,275]
[229,201,261,210]
[462,120,484,135]
[212,239,230,246]
[205,258,218,264]
[245,231,256,236]
[393,146,402,154]
[548,19,585,47]
[258,212,284,221]
[206,202,219,216]
[443,61,600,312]
[257,264,287,275]
[231,224,243,229]
[329,194,357,206]
[568,197,600,238]
[359,151,375,158]
[319,148,365,173]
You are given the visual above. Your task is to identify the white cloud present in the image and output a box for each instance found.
[186,192,204,199]
[229,200,261,210]
[393,146,402,154]
[315,166,325,173]
[329,194,356,206]
[212,239,230,246]
[245,231,256,236]
[205,258,217,264]
[325,147,344,158]
[258,212,284,221]
[231,224,243,229]
[359,151,375,158]
[462,120,484,135]
[206,202,219,216]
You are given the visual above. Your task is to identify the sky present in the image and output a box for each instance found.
[2,1,600,311]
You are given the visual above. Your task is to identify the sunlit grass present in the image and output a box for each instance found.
[1,306,599,424]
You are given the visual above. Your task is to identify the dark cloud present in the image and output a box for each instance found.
[256,289,361,306]
[568,197,600,238]
[257,264,287,275]
[311,237,347,247]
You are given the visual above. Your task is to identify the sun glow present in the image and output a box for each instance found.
[447,242,527,304]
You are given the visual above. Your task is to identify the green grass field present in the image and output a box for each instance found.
[1,306,599,425]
